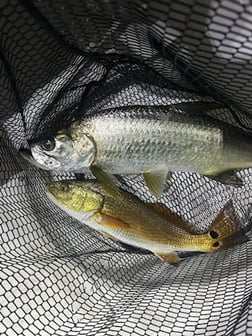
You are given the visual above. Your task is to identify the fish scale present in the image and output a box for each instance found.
[45,179,248,264]
[21,102,252,196]
[72,107,226,174]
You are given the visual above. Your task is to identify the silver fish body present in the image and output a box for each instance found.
[21,103,252,195]
[70,107,251,175]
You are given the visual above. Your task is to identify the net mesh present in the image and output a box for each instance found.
[1,0,252,335]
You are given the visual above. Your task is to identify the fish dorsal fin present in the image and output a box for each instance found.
[172,102,224,115]
[149,203,198,235]
[143,169,171,198]
[90,165,122,198]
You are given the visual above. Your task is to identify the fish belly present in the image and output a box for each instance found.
[85,216,177,253]
[87,222,200,254]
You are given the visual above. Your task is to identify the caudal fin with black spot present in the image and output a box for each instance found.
[208,200,248,250]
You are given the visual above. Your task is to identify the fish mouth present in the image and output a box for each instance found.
[44,182,54,193]
[45,182,65,197]
[45,183,65,207]
[19,148,32,159]
[45,187,57,202]
[19,148,38,165]
[19,148,52,170]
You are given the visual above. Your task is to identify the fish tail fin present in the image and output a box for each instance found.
[205,170,244,188]
[206,200,248,251]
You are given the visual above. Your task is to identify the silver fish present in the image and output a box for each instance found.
[20,102,252,196]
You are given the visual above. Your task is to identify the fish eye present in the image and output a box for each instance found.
[39,138,55,151]
[60,185,69,192]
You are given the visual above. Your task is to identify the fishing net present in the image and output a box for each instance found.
[1,0,252,335]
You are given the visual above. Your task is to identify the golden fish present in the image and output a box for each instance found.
[45,179,246,264]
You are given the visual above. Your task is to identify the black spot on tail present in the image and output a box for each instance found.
[210,231,219,239]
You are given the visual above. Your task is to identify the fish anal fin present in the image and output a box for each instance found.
[149,203,198,235]
[206,170,243,188]
[90,165,122,198]
[143,169,171,198]
[94,213,129,229]
[155,252,180,265]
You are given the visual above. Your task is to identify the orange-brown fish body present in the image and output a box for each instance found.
[46,180,245,264]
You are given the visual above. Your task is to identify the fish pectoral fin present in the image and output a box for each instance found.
[99,230,119,241]
[205,170,243,188]
[155,252,180,265]
[90,165,122,198]
[143,169,171,198]
[94,213,129,229]
[149,203,198,235]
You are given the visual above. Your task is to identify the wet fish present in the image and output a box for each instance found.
[45,179,246,264]
[21,102,252,196]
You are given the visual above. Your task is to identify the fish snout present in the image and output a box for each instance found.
[45,181,70,196]
[45,182,55,193]
[19,148,36,163]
